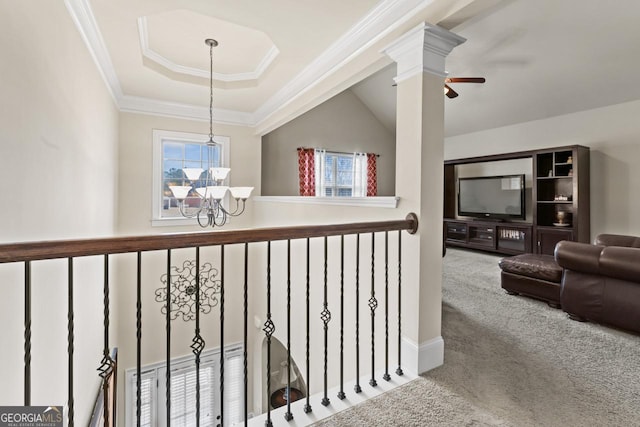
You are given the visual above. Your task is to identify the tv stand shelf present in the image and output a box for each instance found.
[445,219,532,255]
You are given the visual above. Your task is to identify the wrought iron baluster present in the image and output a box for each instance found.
[383,232,391,382]
[337,235,345,400]
[166,249,172,427]
[243,243,249,426]
[284,240,293,421]
[192,247,205,427]
[354,235,362,394]
[321,236,331,406]
[369,232,378,387]
[24,261,31,406]
[68,257,75,427]
[396,231,404,376]
[98,255,116,427]
[220,245,225,427]
[304,238,312,413]
[263,242,274,427]
[136,252,142,427]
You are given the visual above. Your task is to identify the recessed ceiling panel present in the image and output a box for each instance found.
[142,9,278,82]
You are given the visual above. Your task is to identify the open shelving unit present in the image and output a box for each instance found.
[533,146,590,254]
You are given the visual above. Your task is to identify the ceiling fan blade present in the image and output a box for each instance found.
[444,84,458,98]
[445,77,486,83]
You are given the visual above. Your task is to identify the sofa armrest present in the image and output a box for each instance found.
[594,233,640,248]
[556,240,640,283]
[554,241,603,275]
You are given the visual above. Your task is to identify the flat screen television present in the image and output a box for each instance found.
[458,174,525,220]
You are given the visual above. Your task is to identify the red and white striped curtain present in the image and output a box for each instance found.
[297,148,316,196]
[366,153,377,196]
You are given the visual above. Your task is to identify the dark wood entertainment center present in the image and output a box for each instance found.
[444,145,590,255]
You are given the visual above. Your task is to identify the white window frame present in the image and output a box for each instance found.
[152,130,230,227]
[315,150,368,197]
[125,344,244,427]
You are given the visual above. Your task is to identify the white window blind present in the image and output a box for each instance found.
[224,348,244,426]
[127,345,243,427]
[166,360,217,427]
[129,370,156,427]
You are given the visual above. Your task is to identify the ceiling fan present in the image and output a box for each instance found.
[444,77,485,98]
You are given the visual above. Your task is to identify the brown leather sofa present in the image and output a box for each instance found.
[555,234,640,334]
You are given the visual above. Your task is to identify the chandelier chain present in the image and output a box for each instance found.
[209,41,214,143]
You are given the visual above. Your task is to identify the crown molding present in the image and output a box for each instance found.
[253,0,438,132]
[119,95,256,126]
[384,22,465,83]
[137,17,280,83]
[64,0,123,104]
[66,0,439,130]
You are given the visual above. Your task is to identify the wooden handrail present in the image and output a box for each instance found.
[0,213,418,264]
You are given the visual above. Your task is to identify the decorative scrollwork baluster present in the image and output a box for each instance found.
[369,232,378,387]
[136,252,142,427]
[383,232,391,382]
[68,258,75,427]
[321,236,331,406]
[192,247,205,427]
[220,245,225,427]
[98,255,116,427]
[284,240,293,421]
[243,243,249,425]
[24,261,31,406]
[304,238,312,413]
[166,250,172,427]
[264,241,274,427]
[337,235,346,400]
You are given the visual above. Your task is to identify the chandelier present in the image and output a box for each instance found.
[169,39,253,228]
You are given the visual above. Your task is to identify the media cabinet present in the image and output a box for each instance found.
[444,145,590,255]
[445,219,532,255]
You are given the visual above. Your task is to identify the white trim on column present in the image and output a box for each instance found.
[383,22,466,83]
[401,336,444,375]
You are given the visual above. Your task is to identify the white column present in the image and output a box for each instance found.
[384,23,465,374]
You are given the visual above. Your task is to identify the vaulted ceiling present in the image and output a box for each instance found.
[75,0,640,137]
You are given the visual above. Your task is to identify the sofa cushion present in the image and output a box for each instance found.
[499,254,563,283]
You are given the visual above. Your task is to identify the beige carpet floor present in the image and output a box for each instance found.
[314,248,640,426]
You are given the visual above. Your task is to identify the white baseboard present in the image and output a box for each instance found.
[401,336,444,375]
[248,368,417,426]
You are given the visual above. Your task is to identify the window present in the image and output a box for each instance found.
[321,152,355,196]
[314,150,371,197]
[152,130,230,226]
[127,345,244,427]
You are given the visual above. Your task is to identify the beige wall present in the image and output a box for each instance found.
[115,112,262,424]
[261,89,396,196]
[446,99,640,238]
[0,1,119,424]
[117,112,261,235]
